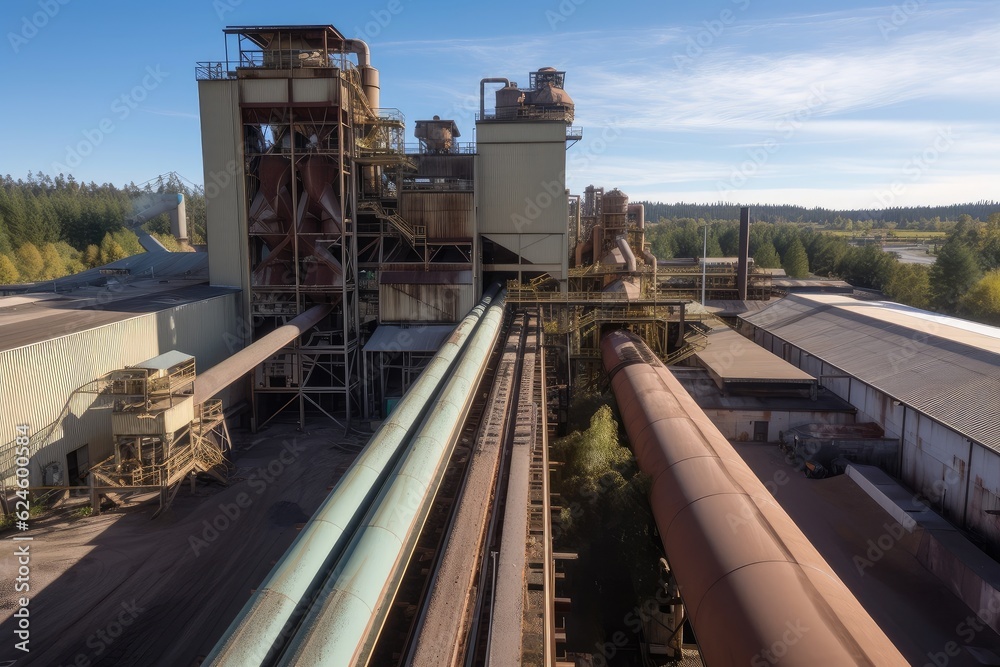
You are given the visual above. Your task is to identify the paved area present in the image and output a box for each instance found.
[735,442,1000,667]
[0,422,363,666]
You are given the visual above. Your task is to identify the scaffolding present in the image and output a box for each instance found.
[88,352,231,515]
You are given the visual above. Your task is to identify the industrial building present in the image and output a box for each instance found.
[0,276,240,491]
[3,19,1000,667]
[740,293,1000,546]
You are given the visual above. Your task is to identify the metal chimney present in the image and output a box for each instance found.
[737,207,750,300]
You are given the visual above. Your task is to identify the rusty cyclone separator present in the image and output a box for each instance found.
[601,330,906,667]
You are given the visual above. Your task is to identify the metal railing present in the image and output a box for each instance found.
[403,142,477,155]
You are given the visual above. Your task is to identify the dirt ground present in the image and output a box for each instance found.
[0,420,365,667]
[735,442,1000,667]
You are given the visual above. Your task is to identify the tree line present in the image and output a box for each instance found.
[0,172,206,285]
[645,213,1000,325]
[638,201,1000,231]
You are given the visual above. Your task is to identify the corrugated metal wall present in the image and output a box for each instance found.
[0,293,240,485]
[198,80,249,297]
[378,284,474,323]
[747,322,988,544]
[476,122,568,236]
[291,78,338,103]
[241,78,288,104]
[400,192,473,240]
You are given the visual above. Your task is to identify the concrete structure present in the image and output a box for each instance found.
[741,293,1000,548]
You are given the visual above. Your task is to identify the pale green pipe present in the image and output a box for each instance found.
[205,284,501,667]
[278,291,507,666]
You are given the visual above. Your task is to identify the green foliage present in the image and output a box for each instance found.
[0,254,19,283]
[960,270,1000,325]
[74,505,94,518]
[40,243,65,280]
[806,233,849,276]
[883,263,931,309]
[150,232,183,252]
[83,244,100,267]
[99,233,127,264]
[638,201,1000,229]
[552,403,661,601]
[15,242,44,281]
[0,172,208,281]
[930,239,982,311]
[752,241,781,269]
[781,238,810,278]
[837,244,896,290]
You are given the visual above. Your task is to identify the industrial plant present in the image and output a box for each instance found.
[2,22,1000,667]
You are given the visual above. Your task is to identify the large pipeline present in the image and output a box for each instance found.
[278,292,508,666]
[204,286,501,666]
[479,77,510,120]
[193,304,333,404]
[601,330,906,666]
[616,236,637,274]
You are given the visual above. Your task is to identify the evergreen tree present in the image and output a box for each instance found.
[930,239,981,311]
[14,243,44,281]
[0,254,19,284]
[753,241,781,269]
[781,238,810,278]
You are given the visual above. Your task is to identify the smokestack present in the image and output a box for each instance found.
[737,206,750,301]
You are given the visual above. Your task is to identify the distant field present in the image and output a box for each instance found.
[824,229,948,240]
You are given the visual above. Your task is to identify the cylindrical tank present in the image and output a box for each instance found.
[495,83,523,120]
[361,65,380,110]
[169,194,187,242]
[600,330,908,667]
[602,188,628,215]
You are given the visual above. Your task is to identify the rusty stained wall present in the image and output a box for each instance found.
[408,154,474,181]
[400,192,474,240]
[703,409,854,443]
[378,283,475,324]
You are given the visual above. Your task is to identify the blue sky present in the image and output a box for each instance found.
[2,0,997,208]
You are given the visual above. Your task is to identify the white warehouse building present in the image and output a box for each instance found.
[740,293,1000,548]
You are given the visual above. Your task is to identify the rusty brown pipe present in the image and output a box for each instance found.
[601,330,906,666]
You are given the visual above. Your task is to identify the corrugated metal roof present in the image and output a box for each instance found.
[0,284,237,353]
[362,324,456,353]
[741,294,1000,450]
